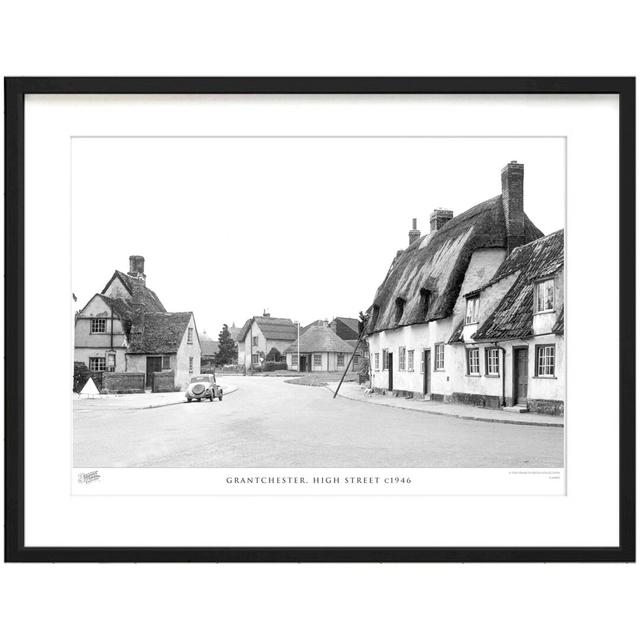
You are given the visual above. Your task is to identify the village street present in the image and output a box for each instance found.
[74,376,564,468]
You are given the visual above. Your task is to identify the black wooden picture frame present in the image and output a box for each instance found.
[4,77,635,562]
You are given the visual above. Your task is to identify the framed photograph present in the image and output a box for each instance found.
[4,77,635,562]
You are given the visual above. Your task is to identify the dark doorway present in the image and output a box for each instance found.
[387,352,393,391]
[423,349,431,396]
[146,356,162,388]
[299,355,307,372]
[513,348,528,405]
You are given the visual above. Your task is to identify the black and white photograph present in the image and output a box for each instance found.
[72,137,565,473]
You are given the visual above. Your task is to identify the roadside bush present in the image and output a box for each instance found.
[263,361,288,372]
[73,361,91,392]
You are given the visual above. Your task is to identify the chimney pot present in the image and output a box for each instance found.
[430,208,453,233]
[408,218,421,246]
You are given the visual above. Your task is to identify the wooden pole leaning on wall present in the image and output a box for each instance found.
[333,331,365,399]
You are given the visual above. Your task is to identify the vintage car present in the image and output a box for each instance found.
[185,374,223,402]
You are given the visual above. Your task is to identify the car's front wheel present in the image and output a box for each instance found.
[218,390,223,401]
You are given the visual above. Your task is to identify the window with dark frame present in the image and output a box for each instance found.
[291,354,298,366]
[162,355,170,370]
[106,352,116,372]
[486,347,500,376]
[252,336,258,347]
[434,343,445,370]
[407,349,414,372]
[337,353,345,367]
[251,353,259,365]
[382,349,389,370]
[395,297,405,323]
[466,348,480,375]
[187,327,193,345]
[313,353,322,367]
[89,357,106,372]
[374,352,380,370]
[188,356,193,373]
[90,318,107,333]
[536,344,556,377]
[398,346,406,371]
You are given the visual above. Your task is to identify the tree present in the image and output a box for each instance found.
[215,324,238,366]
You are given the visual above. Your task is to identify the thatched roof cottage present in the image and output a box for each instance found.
[366,162,564,415]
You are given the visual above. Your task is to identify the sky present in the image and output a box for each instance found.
[72,137,565,337]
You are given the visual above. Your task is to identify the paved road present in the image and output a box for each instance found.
[74,376,564,468]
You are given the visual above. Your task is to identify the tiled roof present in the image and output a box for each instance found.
[128,312,193,354]
[367,195,542,334]
[97,294,133,320]
[472,230,564,341]
[101,271,166,312]
[200,333,219,357]
[285,325,355,354]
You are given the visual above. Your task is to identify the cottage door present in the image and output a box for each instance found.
[514,348,528,405]
[387,352,393,391]
[423,349,431,396]
[146,356,162,389]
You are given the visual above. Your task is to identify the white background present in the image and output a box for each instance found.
[1,2,638,639]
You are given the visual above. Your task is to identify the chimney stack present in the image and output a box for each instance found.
[128,255,146,282]
[408,218,421,245]
[501,161,525,254]
[430,208,453,233]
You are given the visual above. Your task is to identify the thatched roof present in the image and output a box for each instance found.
[472,230,564,341]
[101,270,166,312]
[367,195,542,334]
[128,312,194,354]
[238,316,297,342]
[285,324,354,354]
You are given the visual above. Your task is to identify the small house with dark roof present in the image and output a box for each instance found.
[74,255,201,390]
[329,316,360,341]
[285,322,358,372]
[366,162,564,415]
[237,313,297,369]
[199,331,219,370]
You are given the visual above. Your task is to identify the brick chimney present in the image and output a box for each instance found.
[128,255,146,281]
[408,218,421,245]
[430,208,453,233]
[501,161,525,254]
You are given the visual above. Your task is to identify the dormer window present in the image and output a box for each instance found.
[535,279,555,313]
[395,297,405,323]
[465,296,480,325]
[420,288,431,319]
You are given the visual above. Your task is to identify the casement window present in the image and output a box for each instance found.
[89,357,106,372]
[434,343,445,371]
[252,336,259,347]
[382,349,389,370]
[374,352,380,370]
[187,327,194,345]
[407,349,415,372]
[398,347,406,371]
[313,353,322,367]
[291,354,298,366]
[535,279,555,313]
[466,348,480,375]
[106,352,116,372]
[90,318,107,334]
[465,296,480,324]
[420,288,431,319]
[251,353,260,365]
[162,355,171,370]
[353,355,360,366]
[337,353,345,367]
[371,305,380,328]
[536,344,556,377]
[485,347,500,376]
[189,356,194,373]
[395,297,405,323]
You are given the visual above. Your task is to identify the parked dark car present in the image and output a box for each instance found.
[185,374,223,402]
